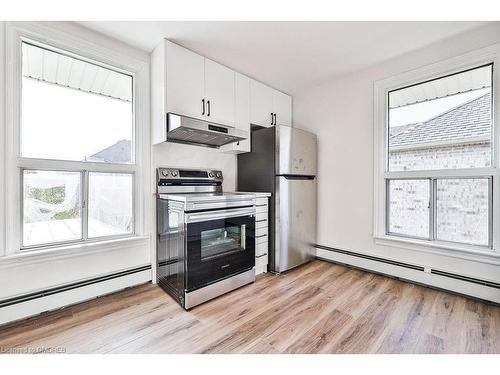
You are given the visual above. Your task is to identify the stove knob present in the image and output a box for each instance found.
[216,172,222,179]
[209,172,214,178]
[171,170,178,177]
[161,170,169,177]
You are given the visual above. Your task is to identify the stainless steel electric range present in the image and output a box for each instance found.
[156,167,256,309]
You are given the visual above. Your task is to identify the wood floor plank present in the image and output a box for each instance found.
[374,284,438,353]
[200,286,323,353]
[324,282,402,353]
[266,270,388,352]
[1,260,499,354]
[283,309,353,353]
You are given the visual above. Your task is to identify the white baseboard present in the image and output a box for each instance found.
[316,248,500,304]
[0,269,151,326]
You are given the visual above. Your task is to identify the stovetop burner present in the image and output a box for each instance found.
[156,167,256,210]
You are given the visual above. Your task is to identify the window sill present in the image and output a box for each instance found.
[374,235,500,266]
[0,235,151,270]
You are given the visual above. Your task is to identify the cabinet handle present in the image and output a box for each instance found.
[273,113,277,125]
[207,100,211,116]
[202,99,205,115]
[271,113,273,125]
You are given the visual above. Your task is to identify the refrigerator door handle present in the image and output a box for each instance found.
[277,174,316,180]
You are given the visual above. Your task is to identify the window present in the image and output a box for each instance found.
[19,41,136,249]
[88,172,133,238]
[435,178,490,246]
[387,179,430,239]
[21,42,133,163]
[375,59,498,254]
[23,170,82,247]
[388,65,493,172]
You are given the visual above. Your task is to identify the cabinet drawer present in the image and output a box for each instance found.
[256,234,268,245]
[255,219,268,229]
[256,197,268,206]
[255,253,268,268]
[256,212,268,221]
[256,226,268,237]
[256,205,268,214]
[255,242,268,257]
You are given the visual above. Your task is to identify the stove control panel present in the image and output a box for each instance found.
[157,168,223,185]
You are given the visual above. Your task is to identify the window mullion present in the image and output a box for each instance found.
[488,176,494,248]
[429,178,436,241]
[82,170,89,241]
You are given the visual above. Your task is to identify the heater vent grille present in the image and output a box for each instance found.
[316,244,500,290]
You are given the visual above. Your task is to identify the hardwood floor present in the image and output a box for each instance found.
[1,260,499,354]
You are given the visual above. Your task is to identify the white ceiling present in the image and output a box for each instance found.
[79,21,487,95]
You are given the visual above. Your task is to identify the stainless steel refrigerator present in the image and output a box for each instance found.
[237,125,317,273]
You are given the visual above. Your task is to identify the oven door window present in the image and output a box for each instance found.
[186,215,255,291]
[201,224,246,260]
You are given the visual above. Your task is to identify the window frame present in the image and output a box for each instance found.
[20,168,85,249]
[385,176,493,248]
[20,169,136,250]
[86,171,135,242]
[4,22,150,255]
[374,43,500,260]
[19,39,136,165]
[385,177,432,241]
[433,176,493,248]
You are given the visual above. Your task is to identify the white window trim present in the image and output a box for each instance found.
[373,42,500,261]
[3,21,151,256]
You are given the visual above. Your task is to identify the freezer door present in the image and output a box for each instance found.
[277,126,317,176]
[275,175,317,273]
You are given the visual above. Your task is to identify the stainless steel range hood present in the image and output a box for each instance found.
[166,113,247,148]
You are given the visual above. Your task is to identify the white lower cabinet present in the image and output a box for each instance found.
[254,196,270,275]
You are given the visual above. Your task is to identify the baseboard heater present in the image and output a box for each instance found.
[315,244,500,290]
[0,265,152,309]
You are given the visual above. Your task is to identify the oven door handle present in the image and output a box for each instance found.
[185,207,256,223]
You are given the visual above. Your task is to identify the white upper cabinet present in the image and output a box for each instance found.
[250,79,274,128]
[273,90,292,126]
[222,73,251,153]
[151,39,293,147]
[250,78,292,128]
[204,59,235,127]
[165,41,205,120]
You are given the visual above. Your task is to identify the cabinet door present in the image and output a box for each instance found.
[250,79,274,128]
[273,90,292,126]
[165,41,205,120]
[222,73,250,153]
[204,58,235,127]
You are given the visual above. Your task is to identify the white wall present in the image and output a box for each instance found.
[293,22,500,299]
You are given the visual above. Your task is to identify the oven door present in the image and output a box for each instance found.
[184,207,255,291]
